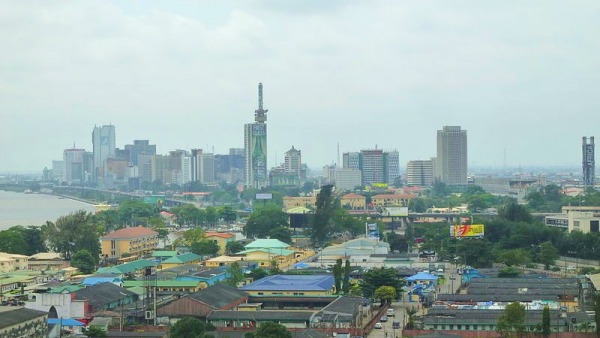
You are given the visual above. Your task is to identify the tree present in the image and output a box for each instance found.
[495,248,530,267]
[218,206,238,224]
[226,241,245,255]
[43,210,101,261]
[498,266,521,278]
[171,204,205,226]
[83,325,107,338]
[0,228,28,255]
[595,292,600,337]
[247,268,269,281]
[362,267,405,299]
[191,240,220,256]
[374,285,396,305]
[309,184,337,246]
[542,305,551,337]
[71,249,96,274]
[173,228,206,248]
[267,226,292,244]
[342,259,352,294]
[254,322,292,338]
[499,200,532,223]
[333,259,343,294]
[538,241,559,269]
[169,317,213,338]
[496,302,526,337]
[244,203,289,238]
[226,262,244,287]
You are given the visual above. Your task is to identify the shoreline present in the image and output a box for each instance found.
[41,192,100,207]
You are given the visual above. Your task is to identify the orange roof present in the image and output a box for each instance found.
[101,226,158,240]
[342,193,365,199]
[372,194,415,199]
[205,232,235,239]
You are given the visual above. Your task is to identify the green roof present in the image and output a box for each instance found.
[96,259,157,274]
[151,251,178,258]
[127,286,146,295]
[48,285,83,294]
[0,275,36,285]
[123,280,202,288]
[162,253,202,264]
[244,239,290,249]
[237,248,295,256]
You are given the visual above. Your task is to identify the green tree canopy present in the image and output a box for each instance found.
[538,241,559,269]
[71,249,96,274]
[190,240,220,256]
[374,285,396,305]
[0,228,28,255]
[362,267,405,299]
[244,203,288,238]
[173,228,206,248]
[542,305,551,337]
[43,210,101,261]
[267,226,292,244]
[496,302,526,337]
[253,322,292,338]
[309,184,337,246]
[226,241,245,255]
[225,262,244,287]
[169,317,213,338]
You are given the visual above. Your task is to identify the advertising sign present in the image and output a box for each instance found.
[451,224,485,238]
[143,195,166,205]
[384,207,409,217]
[256,193,273,200]
[366,223,380,240]
[251,124,267,183]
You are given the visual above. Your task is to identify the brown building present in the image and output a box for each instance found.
[156,283,248,322]
[340,193,366,210]
[371,193,415,207]
[101,226,159,259]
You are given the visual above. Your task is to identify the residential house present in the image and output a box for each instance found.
[123,280,206,293]
[156,283,248,323]
[151,251,179,262]
[0,252,28,271]
[283,196,316,211]
[205,232,235,255]
[101,226,159,260]
[205,255,243,267]
[95,259,157,277]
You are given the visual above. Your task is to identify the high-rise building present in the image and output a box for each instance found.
[342,149,400,186]
[92,125,116,182]
[583,137,595,188]
[436,126,468,185]
[406,160,435,187]
[125,140,156,165]
[284,146,302,178]
[334,168,362,191]
[52,160,64,183]
[198,152,215,184]
[244,83,268,189]
[63,148,86,184]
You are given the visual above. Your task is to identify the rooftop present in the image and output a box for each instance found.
[73,283,137,310]
[162,253,202,264]
[244,238,290,249]
[96,259,157,274]
[240,274,334,292]
[205,232,235,239]
[0,308,47,329]
[101,226,158,240]
[208,310,313,322]
[188,283,248,309]
[151,251,178,258]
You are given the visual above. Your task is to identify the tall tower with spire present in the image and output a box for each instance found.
[244,83,269,189]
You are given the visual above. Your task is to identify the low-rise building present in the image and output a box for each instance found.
[157,283,248,323]
[545,206,600,233]
[340,193,366,210]
[28,252,69,271]
[159,253,203,270]
[205,232,236,255]
[101,226,159,260]
[0,253,28,271]
[283,196,316,211]
[205,255,243,267]
[371,193,415,207]
[0,308,48,338]
[240,274,336,297]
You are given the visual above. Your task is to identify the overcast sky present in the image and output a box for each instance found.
[1,1,599,174]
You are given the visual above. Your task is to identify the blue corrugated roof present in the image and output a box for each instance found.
[240,274,335,291]
[406,272,439,281]
[48,318,84,326]
[82,277,122,286]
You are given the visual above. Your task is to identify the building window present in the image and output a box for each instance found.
[465,325,469,330]
[574,220,580,228]
[457,325,461,330]
[449,325,454,330]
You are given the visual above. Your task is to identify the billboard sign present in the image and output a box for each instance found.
[384,207,409,217]
[366,223,380,240]
[256,193,273,200]
[143,195,166,205]
[251,124,267,183]
[451,224,485,238]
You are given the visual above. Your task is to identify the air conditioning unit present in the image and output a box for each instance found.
[145,311,154,319]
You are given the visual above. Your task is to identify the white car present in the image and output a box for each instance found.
[374,322,382,329]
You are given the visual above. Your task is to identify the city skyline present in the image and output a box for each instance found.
[2,1,600,173]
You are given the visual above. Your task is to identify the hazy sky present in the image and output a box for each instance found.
[2,1,599,173]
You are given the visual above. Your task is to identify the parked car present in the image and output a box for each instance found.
[374,322,382,329]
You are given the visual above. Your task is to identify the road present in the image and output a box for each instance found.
[367,301,405,338]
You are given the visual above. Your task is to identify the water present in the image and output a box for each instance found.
[0,190,96,230]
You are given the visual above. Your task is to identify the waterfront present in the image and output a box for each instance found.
[0,190,96,230]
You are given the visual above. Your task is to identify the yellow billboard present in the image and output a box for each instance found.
[451,224,484,238]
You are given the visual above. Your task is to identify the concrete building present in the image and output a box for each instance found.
[342,149,400,186]
[101,226,159,260]
[63,148,86,184]
[343,152,360,170]
[0,308,47,338]
[284,146,302,177]
[244,83,268,189]
[340,193,367,210]
[436,126,468,185]
[545,206,600,233]
[283,196,317,210]
[0,253,28,271]
[124,140,156,166]
[205,232,236,255]
[334,168,362,191]
[406,160,435,187]
[582,136,595,188]
[52,160,64,182]
[92,125,116,182]
[198,152,215,184]
[371,194,415,207]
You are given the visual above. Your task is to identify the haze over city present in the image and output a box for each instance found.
[1,1,599,173]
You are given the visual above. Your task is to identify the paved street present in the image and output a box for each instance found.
[367,302,405,338]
